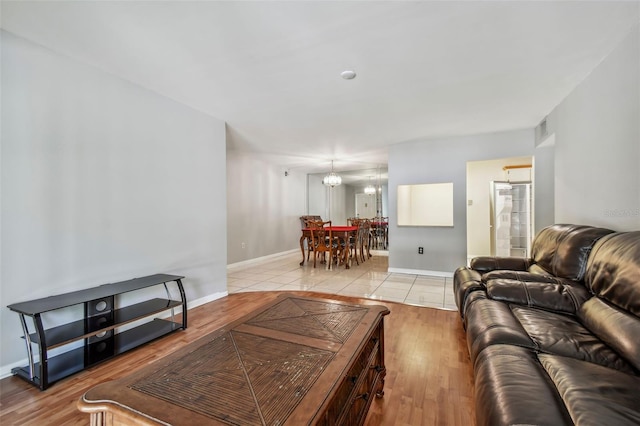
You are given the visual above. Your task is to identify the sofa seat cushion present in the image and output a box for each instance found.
[486,278,590,314]
[512,306,636,373]
[540,354,640,426]
[464,295,534,363]
[474,345,572,426]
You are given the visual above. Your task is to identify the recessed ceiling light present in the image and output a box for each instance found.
[341,70,356,80]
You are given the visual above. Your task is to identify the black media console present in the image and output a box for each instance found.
[7,274,187,390]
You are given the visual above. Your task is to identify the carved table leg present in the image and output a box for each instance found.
[375,366,386,398]
[299,235,306,266]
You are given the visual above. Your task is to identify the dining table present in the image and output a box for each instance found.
[300,225,359,268]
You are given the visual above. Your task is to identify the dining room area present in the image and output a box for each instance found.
[228,164,456,311]
[297,215,387,269]
[301,165,389,268]
[307,166,389,240]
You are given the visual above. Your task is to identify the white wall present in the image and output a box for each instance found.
[226,150,306,264]
[550,24,640,230]
[306,175,348,224]
[345,185,357,219]
[307,174,326,218]
[1,32,227,372]
[388,129,542,274]
[533,142,555,234]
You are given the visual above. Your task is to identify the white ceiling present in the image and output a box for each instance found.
[2,1,639,174]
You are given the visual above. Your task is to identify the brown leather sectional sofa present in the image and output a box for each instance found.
[453,224,640,426]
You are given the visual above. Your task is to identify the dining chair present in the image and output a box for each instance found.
[347,217,361,226]
[382,219,389,249]
[371,218,388,249]
[310,221,338,269]
[299,215,323,228]
[361,219,372,262]
[304,219,325,262]
[348,220,366,266]
[356,221,369,264]
[376,217,389,249]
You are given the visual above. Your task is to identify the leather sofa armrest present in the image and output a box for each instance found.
[470,256,533,273]
[453,267,484,319]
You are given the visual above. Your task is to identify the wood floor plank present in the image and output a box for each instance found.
[0,291,475,425]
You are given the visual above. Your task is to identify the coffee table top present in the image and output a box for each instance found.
[79,294,389,425]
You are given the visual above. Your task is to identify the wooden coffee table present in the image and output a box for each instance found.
[78,294,389,425]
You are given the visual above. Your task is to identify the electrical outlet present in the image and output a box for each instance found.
[241,242,246,249]
[418,247,424,254]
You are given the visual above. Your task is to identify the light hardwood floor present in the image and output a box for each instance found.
[0,291,475,426]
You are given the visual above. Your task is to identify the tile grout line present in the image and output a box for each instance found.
[228,252,449,309]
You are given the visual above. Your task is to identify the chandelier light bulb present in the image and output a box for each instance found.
[323,160,342,187]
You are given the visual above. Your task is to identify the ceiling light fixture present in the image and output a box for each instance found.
[364,177,376,195]
[340,70,356,80]
[323,160,342,187]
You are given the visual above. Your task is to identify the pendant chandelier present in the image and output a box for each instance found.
[364,176,376,195]
[323,160,342,187]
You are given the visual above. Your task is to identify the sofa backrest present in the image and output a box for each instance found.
[579,297,640,373]
[585,231,640,317]
[530,224,614,281]
[581,231,640,373]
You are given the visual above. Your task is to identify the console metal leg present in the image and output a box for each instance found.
[176,279,188,329]
[18,314,35,380]
[162,283,176,324]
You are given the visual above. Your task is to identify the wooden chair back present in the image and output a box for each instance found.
[361,219,372,261]
[348,217,362,226]
[300,215,323,229]
[310,221,335,269]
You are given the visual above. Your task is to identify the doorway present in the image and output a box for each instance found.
[466,156,533,263]
[355,193,377,218]
[490,181,533,257]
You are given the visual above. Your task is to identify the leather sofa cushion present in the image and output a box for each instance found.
[579,297,640,373]
[481,269,557,283]
[469,256,532,273]
[464,297,534,363]
[531,224,613,281]
[486,278,590,314]
[585,231,640,317]
[540,354,640,426]
[461,289,489,327]
[474,345,572,426]
[512,306,636,374]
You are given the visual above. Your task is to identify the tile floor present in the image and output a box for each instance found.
[228,250,457,310]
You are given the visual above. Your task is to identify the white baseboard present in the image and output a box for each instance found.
[387,267,453,278]
[227,249,299,270]
[1,359,29,380]
[187,291,228,310]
